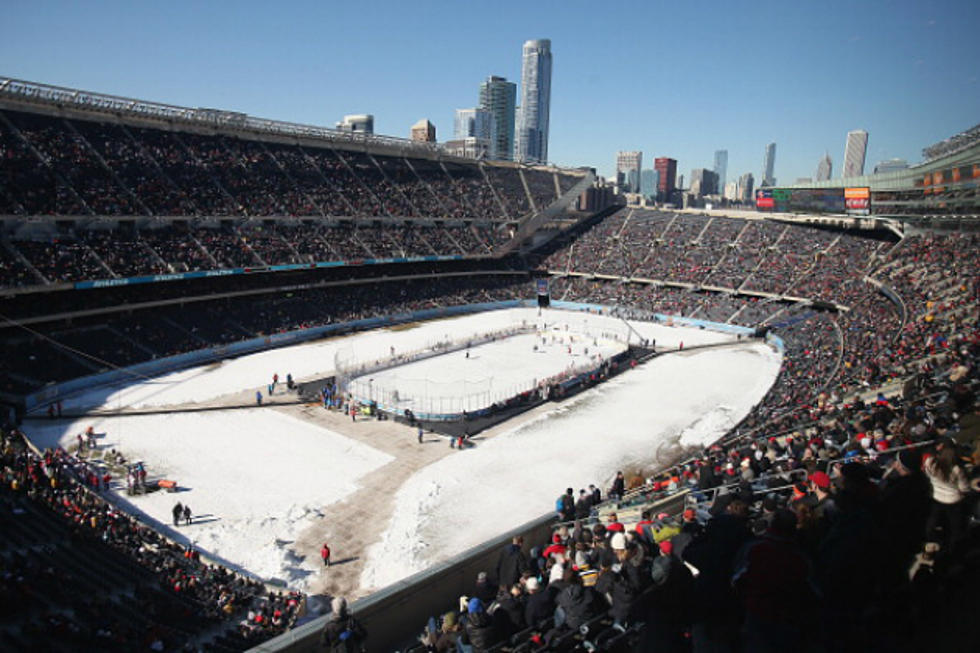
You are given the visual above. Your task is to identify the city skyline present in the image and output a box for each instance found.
[2,0,978,182]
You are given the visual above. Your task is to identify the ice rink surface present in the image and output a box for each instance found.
[350,331,626,414]
[22,307,781,592]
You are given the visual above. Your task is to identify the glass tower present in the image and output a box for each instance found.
[515,39,552,164]
[478,76,516,161]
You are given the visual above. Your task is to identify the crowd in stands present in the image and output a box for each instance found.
[542,210,895,298]
[399,229,978,652]
[0,424,303,651]
[0,220,506,288]
[0,274,531,395]
[1,188,978,650]
[0,108,584,274]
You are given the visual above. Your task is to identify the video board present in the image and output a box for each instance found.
[756,187,868,215]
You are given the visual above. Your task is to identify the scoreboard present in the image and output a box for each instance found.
[756,187,870,215]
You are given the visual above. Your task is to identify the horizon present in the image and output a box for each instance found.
[3,0,978,184]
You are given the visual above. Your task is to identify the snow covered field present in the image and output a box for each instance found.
[21,307,781,594]
[358,342,780,590]
[25,409,393,580]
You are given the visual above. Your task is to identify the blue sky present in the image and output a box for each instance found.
[3,0,978,184]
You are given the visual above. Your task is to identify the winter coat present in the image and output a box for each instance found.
[556,584,597,630]
[924,457,970,504]
[319,614,366,653]
[492,594,526,636]
[524,588,555,629]
[460,610,495,652]
[496,543,529,588]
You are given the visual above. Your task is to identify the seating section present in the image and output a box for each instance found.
[400,228,977,653]
[0,107,589,289]
[0,275,530,395]
[0,428,303,651]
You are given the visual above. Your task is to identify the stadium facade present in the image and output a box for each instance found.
[759,124,980,219]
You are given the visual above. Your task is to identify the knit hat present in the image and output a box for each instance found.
[610,532,626,550]
[682,508,696,521]
[525,577,540,592]
[808,471,831,489]
[658,540,674,556]
[549,563,564,583]
[442,612,457,629]
[467,597,483,613]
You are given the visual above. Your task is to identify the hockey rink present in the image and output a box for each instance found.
[21,307,781,594]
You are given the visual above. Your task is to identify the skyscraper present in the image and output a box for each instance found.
[713,150,728,192]
[762,142,776,187]
[640,169,659,196]
[454,108,494,142]
[815,153,833,181]
[478,76,517,161]
[843,129,868,178]
[690,168,719,196]
[654,158,677,199]
[616,151,642,192]
[739,172,755,202]
[515,39,552,164]
[454,108,495,159]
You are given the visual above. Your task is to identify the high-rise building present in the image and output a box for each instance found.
[677,174,684,191]
[713,150,728,192]
[336,114,374,134]
[816,153,833,181]
[762,142,776,187]
[410,119,436,143]
[640,169,659,196]
[616,151,642,192]
[739,172,755,202]
[478,76,517,161]
[455,108,495,143]
[654,157,677,198]
[690,168,719,196]
[724,180,739,200]
[453,108,494,159]
[843,129,868,178]
[874,158,909,174]
[515,39,552,164]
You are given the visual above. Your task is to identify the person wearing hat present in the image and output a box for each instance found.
[555,567,599,632]
[805,470,838,540]
[472,571,496,605]
[318,596,366,652]
[457,596,494,652]
[523,576,555,629]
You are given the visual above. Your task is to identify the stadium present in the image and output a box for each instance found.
[0,73,978,653]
